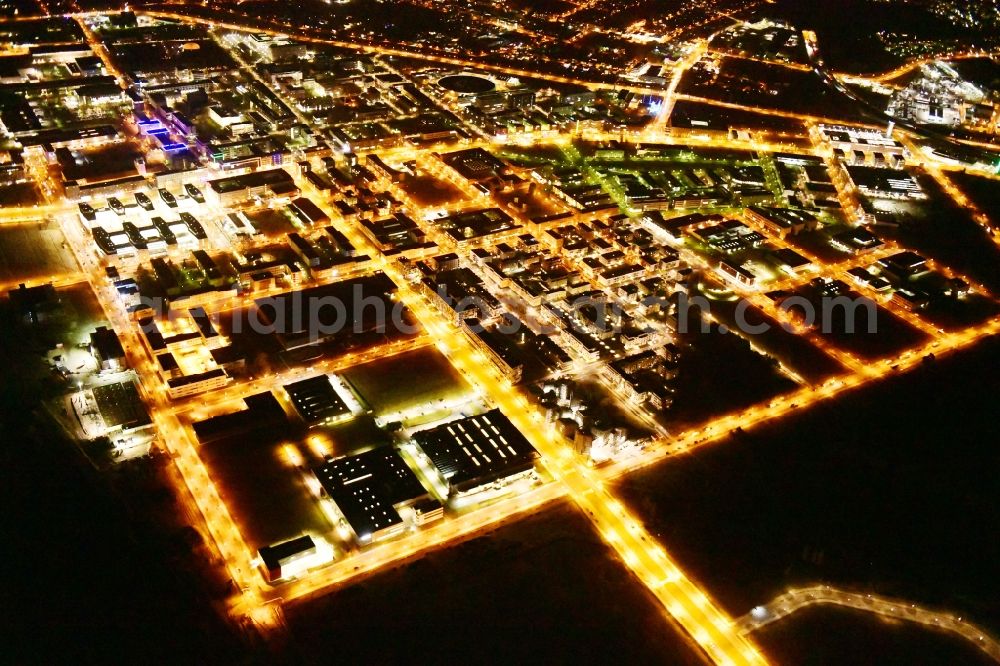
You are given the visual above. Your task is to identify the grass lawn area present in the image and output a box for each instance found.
[342,347,473,417]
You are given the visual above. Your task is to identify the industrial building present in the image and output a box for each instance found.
[92,380,152,433]
[206,168,299,206]
[89,326,126,371]
[253,272,400,350]
[192,392,288,444]
[746,206,820,239]
[413,409,538,499]
[284,375,351,425]
[845,166,926,201]
[313,446,439,545]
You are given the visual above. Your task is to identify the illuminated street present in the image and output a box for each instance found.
[738,586,1000,662]
[3,3,1000,663]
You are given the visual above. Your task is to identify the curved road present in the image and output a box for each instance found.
[738,585,1000,663]
[805,31,999,162]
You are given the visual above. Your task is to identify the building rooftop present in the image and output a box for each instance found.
[441,147,507,182]
[8,282,57,319]
[192,391,287,443]
[259,535,316,571]
[90,326,125,361]
[414,409,537,492]
[846,166,923,197]
[879,251,927,277]
[253,272,399,348]
[313,446,429,541]
[208,167,294,194]
[284,375,350,424]
[93,380,152,431]
[773,248,811,269]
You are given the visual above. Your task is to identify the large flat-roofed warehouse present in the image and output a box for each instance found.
[93,380,152,432]
[288,196,330,227]
[89,326,127,371]
[253,272,401,350]
[206,168,298,206]
[313,447,437,545]
[284,375,351,425]
[440,147,509,183]
[192,391,287,443]
[438,208,516,243]
[845,166,925,200]
[413,409,538,498]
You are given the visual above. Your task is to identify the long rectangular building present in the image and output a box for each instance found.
[253,272,399,350]
[413,409,537,497]
[206,168,298,206]
[284,375,350,425]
